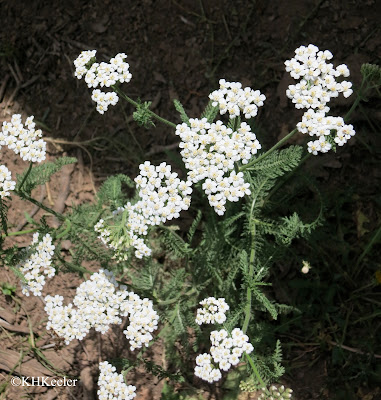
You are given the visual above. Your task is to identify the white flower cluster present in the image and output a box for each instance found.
[209,79,266,119]
[44,269,159,348]
[98,361,136,400]
[74,50,97,79]
[285,44,353,113]
[131,161,192,225]
[95,161,192,259]
[44,270,124,343]
[121,292,159,351]
[195,328,253,383]
[0,114,46,162]
[297,110,356,155]
[194,353,222,383]
[175,119,256,215]
[286,44,356,155]
[0,165,16,199]
[91,90,119,114]
[74,50,132,114]
[19,233,55,297]
[195,297,229,325]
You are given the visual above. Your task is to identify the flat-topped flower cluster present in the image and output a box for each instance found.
[44,269,159,348]
[74,50,132,114]
[18,233,55,297]
[196,297,229,325]
[298,110,356,155]
[175,119,257,215]
[121,292,160,351]
[0,114,46,163]
[195,298,254,382]
[285,44,356,155]
[98,361,136,400]
[95,161,192,259]
[0,165,15,199]
[209,79,266,119]
[285,44,353,113]
[195,328,253,383]
[0,114,47,198]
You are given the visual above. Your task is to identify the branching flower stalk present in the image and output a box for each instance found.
[112,85,177,129]
[0,44,374,398]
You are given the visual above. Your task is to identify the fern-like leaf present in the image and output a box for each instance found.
[201,100,219,123]
[16,157,77,194]
[97,174,134,208]
[187,210,202,244]
[0,198,9,238]
[247,146,303,177]
[174,99,190,125]
[158,226,191,258]
[251,286,278,319]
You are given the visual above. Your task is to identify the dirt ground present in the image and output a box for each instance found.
[0,0,380,399]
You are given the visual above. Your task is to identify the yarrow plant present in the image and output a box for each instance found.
[1,43,377,399]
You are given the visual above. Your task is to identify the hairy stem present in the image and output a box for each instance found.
[1,228,38,239]
[241,192,259,335]
[245,353,266,388]
[344,79,367,122]
[242,225,256,334]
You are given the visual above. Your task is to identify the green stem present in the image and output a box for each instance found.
[58,256,92,275]
[1,228,38,239]
[56,219,72,239]
[112,86,177,129]
[15,191,65,221]
[18,162,33,191]
[240,129,298,172]
[242,224,256,334]
[245,353,266,388]
[344,79,367,122]
[242,249,255,334]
